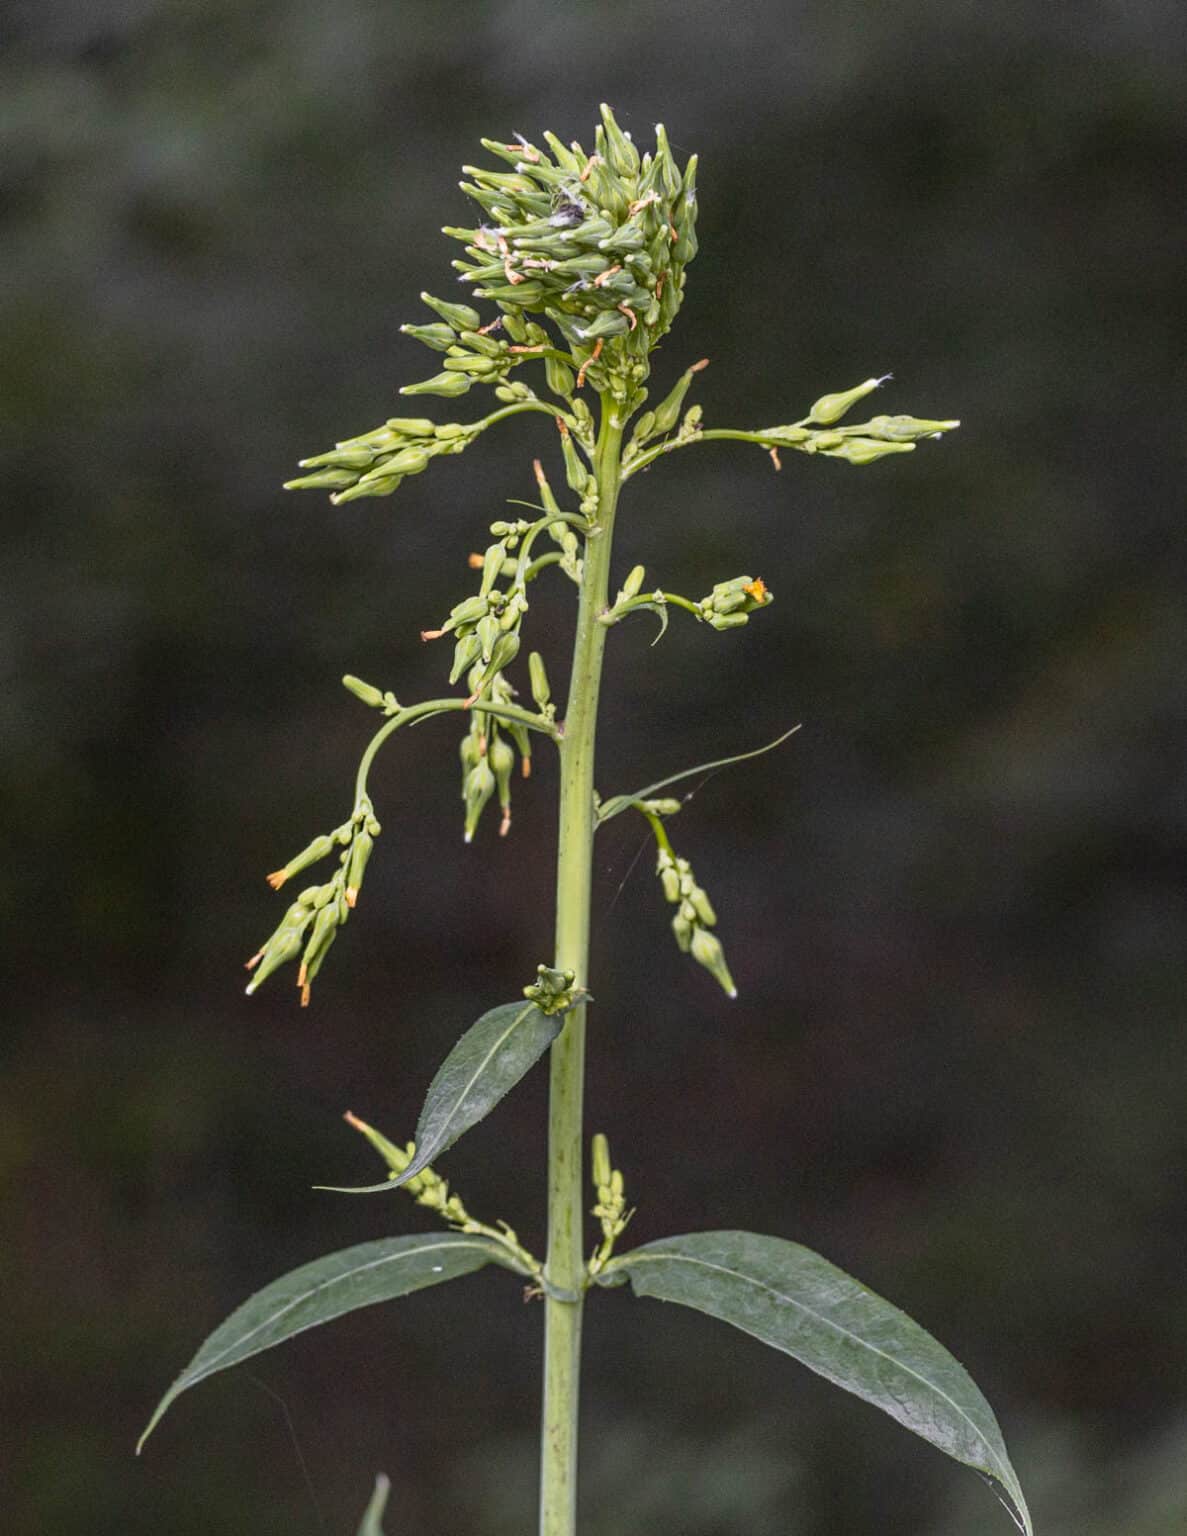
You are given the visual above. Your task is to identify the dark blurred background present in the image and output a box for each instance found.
[3,2,1185,1532]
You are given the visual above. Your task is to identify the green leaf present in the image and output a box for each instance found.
[322,1001,564,1195]
[356,1474,391,1536]
[138,1233,505,1452]
[601,1231,1031,1535]
[596,726,800,824]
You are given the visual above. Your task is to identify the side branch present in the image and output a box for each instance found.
[355,695,559,805]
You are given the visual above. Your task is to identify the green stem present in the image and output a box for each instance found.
[539,397,625,1536]
[353,696,555,804]
[622,425,810,479]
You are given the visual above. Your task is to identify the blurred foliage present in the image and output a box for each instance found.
[2,1,1185,1533]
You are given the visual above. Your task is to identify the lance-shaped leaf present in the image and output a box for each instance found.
[356,1474,391,1536]
[596,726,800,825]
[138,1233,507,1452]
[600,1231,1031,1535]
[323,1001,564,1195]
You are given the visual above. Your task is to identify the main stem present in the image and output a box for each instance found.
[539,398,625,1536]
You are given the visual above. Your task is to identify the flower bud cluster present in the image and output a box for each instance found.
[343,1112,540,1273]
[284,414,479,506]
[342,1118,469,1220]
[697,575,773,631]
[588,1133,632,1277]
[426,579,527,698]
[446,106,699,391]
[245,798,381,1006]
[656,845,737,998]
[522,964,580,1016]
[756,377,960,467]
[458,672,531,843]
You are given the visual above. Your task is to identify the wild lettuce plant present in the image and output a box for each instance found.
[139,108,1029,1536]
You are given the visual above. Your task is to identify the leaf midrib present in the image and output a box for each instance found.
[410,1003,537,1171]
[622,1247,1015,1497]
[190,1236,488,1379]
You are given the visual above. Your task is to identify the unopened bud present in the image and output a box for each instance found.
[807,376,890,426]
[463,760,496,843]
[864,413,961,441]
[620,564,645,600]
[592,1133,613,1189]
[400,372,472,398]
[545,354,575,398]
[690,926,737,998]
[267,833,334,890]
[824,437,915,465]
[490,736,515,811]
[420,292,482,332]
[344,829,374,908]
[449,631,483,685]
[598,103,640,177]
[575,309,630,342]
[400,322,458,352]
[479,543,506,598]
[342,675,386,709]
[343,1110,411,1175]
[529,651,551,710]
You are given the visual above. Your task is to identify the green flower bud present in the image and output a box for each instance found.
[343,1111,411,1176]
[336,424,402,451]
[420,292,482,332]
[620,563,646,599]
[342,674,386,709]
[344,828,374,907]
[652,358,709,435]
[330,476,403,504]
[477,280,547,306]
[653,124,683,200]
[283,468,357,491]
[442,353,500,377]
[490,736,516,834]
[244,927,305,993]
[592,1132,613,1190]
[598,103,640,177]
[575,309,630,342]
[298,447,378,470]
[499,306,529,342]
[690,926,737,998]
[529,651,552,710]
[671,908,694,952]
[597,223,648,255]
[449,631,483,685]
[400,372,472,398]
[400,322,458,352]
[629,409,657,447]
[486,629,520,676]
[642,798,682,817]
[267,834,334,891]
[477,613,502,664]
[479,543,507,598]
[689,885,717,927]
[807,375,890,425]
[365,445,430,479]
[459,730,482,774]
[457,328,506,359]
[864,413,961,441]
[823,437,915,465]
[463,759,496,843]
[544,354,575,398]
